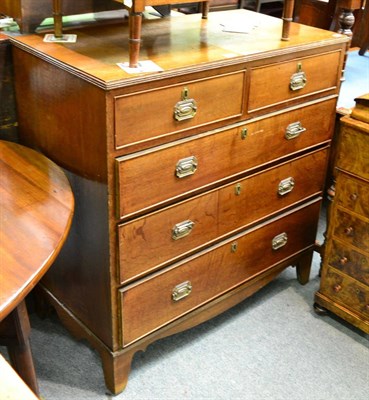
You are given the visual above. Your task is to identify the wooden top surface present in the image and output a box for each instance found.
[0,141,74,321]
[8,9,348,88]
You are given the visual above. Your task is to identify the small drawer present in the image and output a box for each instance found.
[331,209,369,253]
[118,148,328,283]
[119,200,320,346]
[334,172,369,218]
[248,51,341,113]
[116,98,335,219]
[114,70,246,150]
[320,267,369,318]
[336,120,369,180]
[326,240,369,286]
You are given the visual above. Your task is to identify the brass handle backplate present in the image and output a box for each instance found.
[278,177,295,196]
[290,63,307,91]
[285,121,306,140]
[174,87,197,121]
[272,232,288,250]
[172,220,195,240]
[172,281,192,302]
[175,156,198,178]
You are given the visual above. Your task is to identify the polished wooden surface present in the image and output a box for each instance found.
[9,10,348,394]
[0,140,74,320]
[8,10,348,86]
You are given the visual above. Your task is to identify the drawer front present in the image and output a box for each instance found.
[326,240,369,286]
[118,148,328,283]
[248,51,341,113]
[117,98,335,218]
[332,209,369,253]
[114,70,246,149]
[120,200,320,346]
[336,127,369,180]
[334,172,369,218]
[320,267,369,318]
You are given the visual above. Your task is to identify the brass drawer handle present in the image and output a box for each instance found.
[290,63,307,91]
[339,256,348,265]
[278,177,295,196]
[285,121,306,140]
[172,220,195,240]
[333,284,342,293]
[175,156,198,178]
[173,87,197,121]
[172,281,192,302]
[349,193,358,201]
[272,232,288,250]
[344,226,354,236]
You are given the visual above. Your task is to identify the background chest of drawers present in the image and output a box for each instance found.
[315,97,369,334]
[8,10,347,394]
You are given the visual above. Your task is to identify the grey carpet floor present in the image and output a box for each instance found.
[2,208,368,400]
[27,251,369,400]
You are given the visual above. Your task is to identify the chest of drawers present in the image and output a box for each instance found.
[8,10,347,394]
[315,109,369,334]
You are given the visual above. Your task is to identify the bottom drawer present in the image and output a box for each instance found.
[120,200,320,346]
[320,267,369,318]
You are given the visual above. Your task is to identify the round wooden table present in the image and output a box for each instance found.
[0,140,74,396]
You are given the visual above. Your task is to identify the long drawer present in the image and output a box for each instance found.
[119,200,321,346]
[334,173,369,218]
[114,69,246,150]
[320,267,369,319]
[332,209,369,253]
[248,50,341,113]
[116,98,335,218]
[118,148,328,283]
[326,240,369,286]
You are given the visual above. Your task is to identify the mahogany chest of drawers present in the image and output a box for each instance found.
[315,104,369,334]
[8,10,347,394]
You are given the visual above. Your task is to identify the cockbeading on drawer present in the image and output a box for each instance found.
[115,98,336,219]
[114,69,246,150]
[118,148,329,283]
[119,199,321,346]
[248,51,342,114]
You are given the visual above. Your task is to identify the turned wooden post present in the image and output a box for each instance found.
[52,0,64,38]
[129,12,143,68]
[281,0,295,40]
